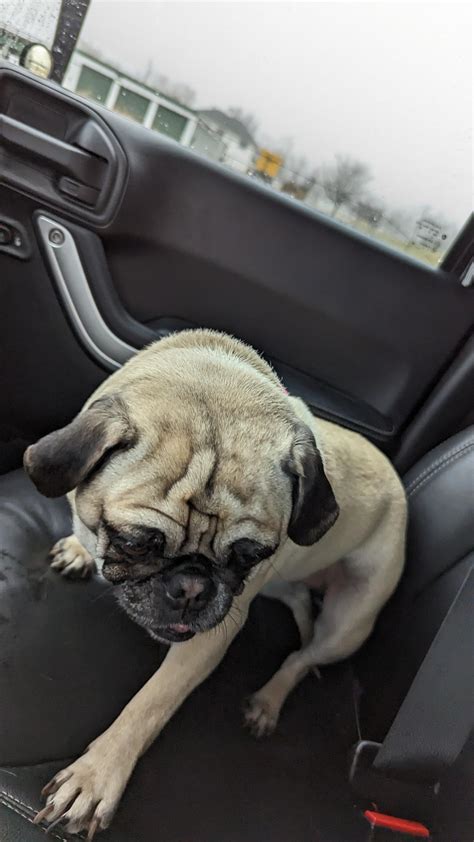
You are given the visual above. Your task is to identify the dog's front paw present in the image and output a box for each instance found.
[50,535,96,578]
[243,694,280,738]
[34,744,130,839]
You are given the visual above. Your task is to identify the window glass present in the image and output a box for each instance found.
[153,105,187,142]
[1,1,471,268]
[113,87,149,123]
[76,65,111,104]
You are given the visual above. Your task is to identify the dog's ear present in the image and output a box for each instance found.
[23,396,134,498]
[285,424,339,546]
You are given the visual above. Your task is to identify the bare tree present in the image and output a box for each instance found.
[279,157,317,200]
[228,107,259,137]
[143,59,154,85]
[167,82,196,107]
[287,154,309,178]
[353,198,384,228]
[146,71,196,107]
[320,155,372,217]
[383,208,414,242]
[154,72,169,91]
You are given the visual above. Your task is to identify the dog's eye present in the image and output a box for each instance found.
[122,540,148,557]
[230,539,276,569]
[111,531,164,560]
[111,536,149,558]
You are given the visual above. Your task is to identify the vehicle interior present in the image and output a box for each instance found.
[0,35,473,842]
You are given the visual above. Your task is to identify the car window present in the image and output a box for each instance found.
[1,1,471,267]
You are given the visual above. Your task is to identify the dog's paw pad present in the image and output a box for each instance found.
[50,536,95,579]
[243,695,279,738]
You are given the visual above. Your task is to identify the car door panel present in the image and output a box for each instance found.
[0,64,472,475]
[0,188,105,474]
[97,107,471,428]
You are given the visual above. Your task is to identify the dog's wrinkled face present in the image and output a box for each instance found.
[24,333,339,643]
[101,526,275,643]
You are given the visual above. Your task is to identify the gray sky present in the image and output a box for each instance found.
[80,1,473,226]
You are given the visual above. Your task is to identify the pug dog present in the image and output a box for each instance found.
[24,329,407,839]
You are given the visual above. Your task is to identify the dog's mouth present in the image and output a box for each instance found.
[154,622,196,643]
[116,574,235,644]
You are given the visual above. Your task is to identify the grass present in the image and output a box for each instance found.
[347,220,443,267]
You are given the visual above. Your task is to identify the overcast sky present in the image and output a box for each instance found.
[80,1,472,226]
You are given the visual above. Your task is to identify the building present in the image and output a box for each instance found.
[198,109,258,174]
[63,50,197,146]
[189,123,227,165]
[62,52,253,173]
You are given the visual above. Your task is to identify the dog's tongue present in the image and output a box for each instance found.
[169,623,190,633]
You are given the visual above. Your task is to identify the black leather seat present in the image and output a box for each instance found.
[360,426,474,742]
[0,428,473,842]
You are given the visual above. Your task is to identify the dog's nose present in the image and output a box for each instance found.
[165,571,213,609]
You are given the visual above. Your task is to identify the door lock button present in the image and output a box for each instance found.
[0,218,30,259]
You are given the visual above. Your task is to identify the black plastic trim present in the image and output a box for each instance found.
[394,334,474,472]
[0,213,30,259]
[269,358,393,440]
[0,64,127,226]
[36,215,394,442]
[440,213,474,278]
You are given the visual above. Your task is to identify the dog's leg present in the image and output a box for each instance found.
[35,619,246,836]
[261,580,314,646]
[245,515,405,737]
[34,571,268,838]
[49,515,98,578]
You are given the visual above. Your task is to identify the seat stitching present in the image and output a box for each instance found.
[407,442,474,499]
[0,790,36,817]
[0,792,70,840]
[407,443,474,499]
[405,438,474,495]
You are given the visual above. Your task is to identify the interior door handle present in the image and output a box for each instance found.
[0,114,106,188]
